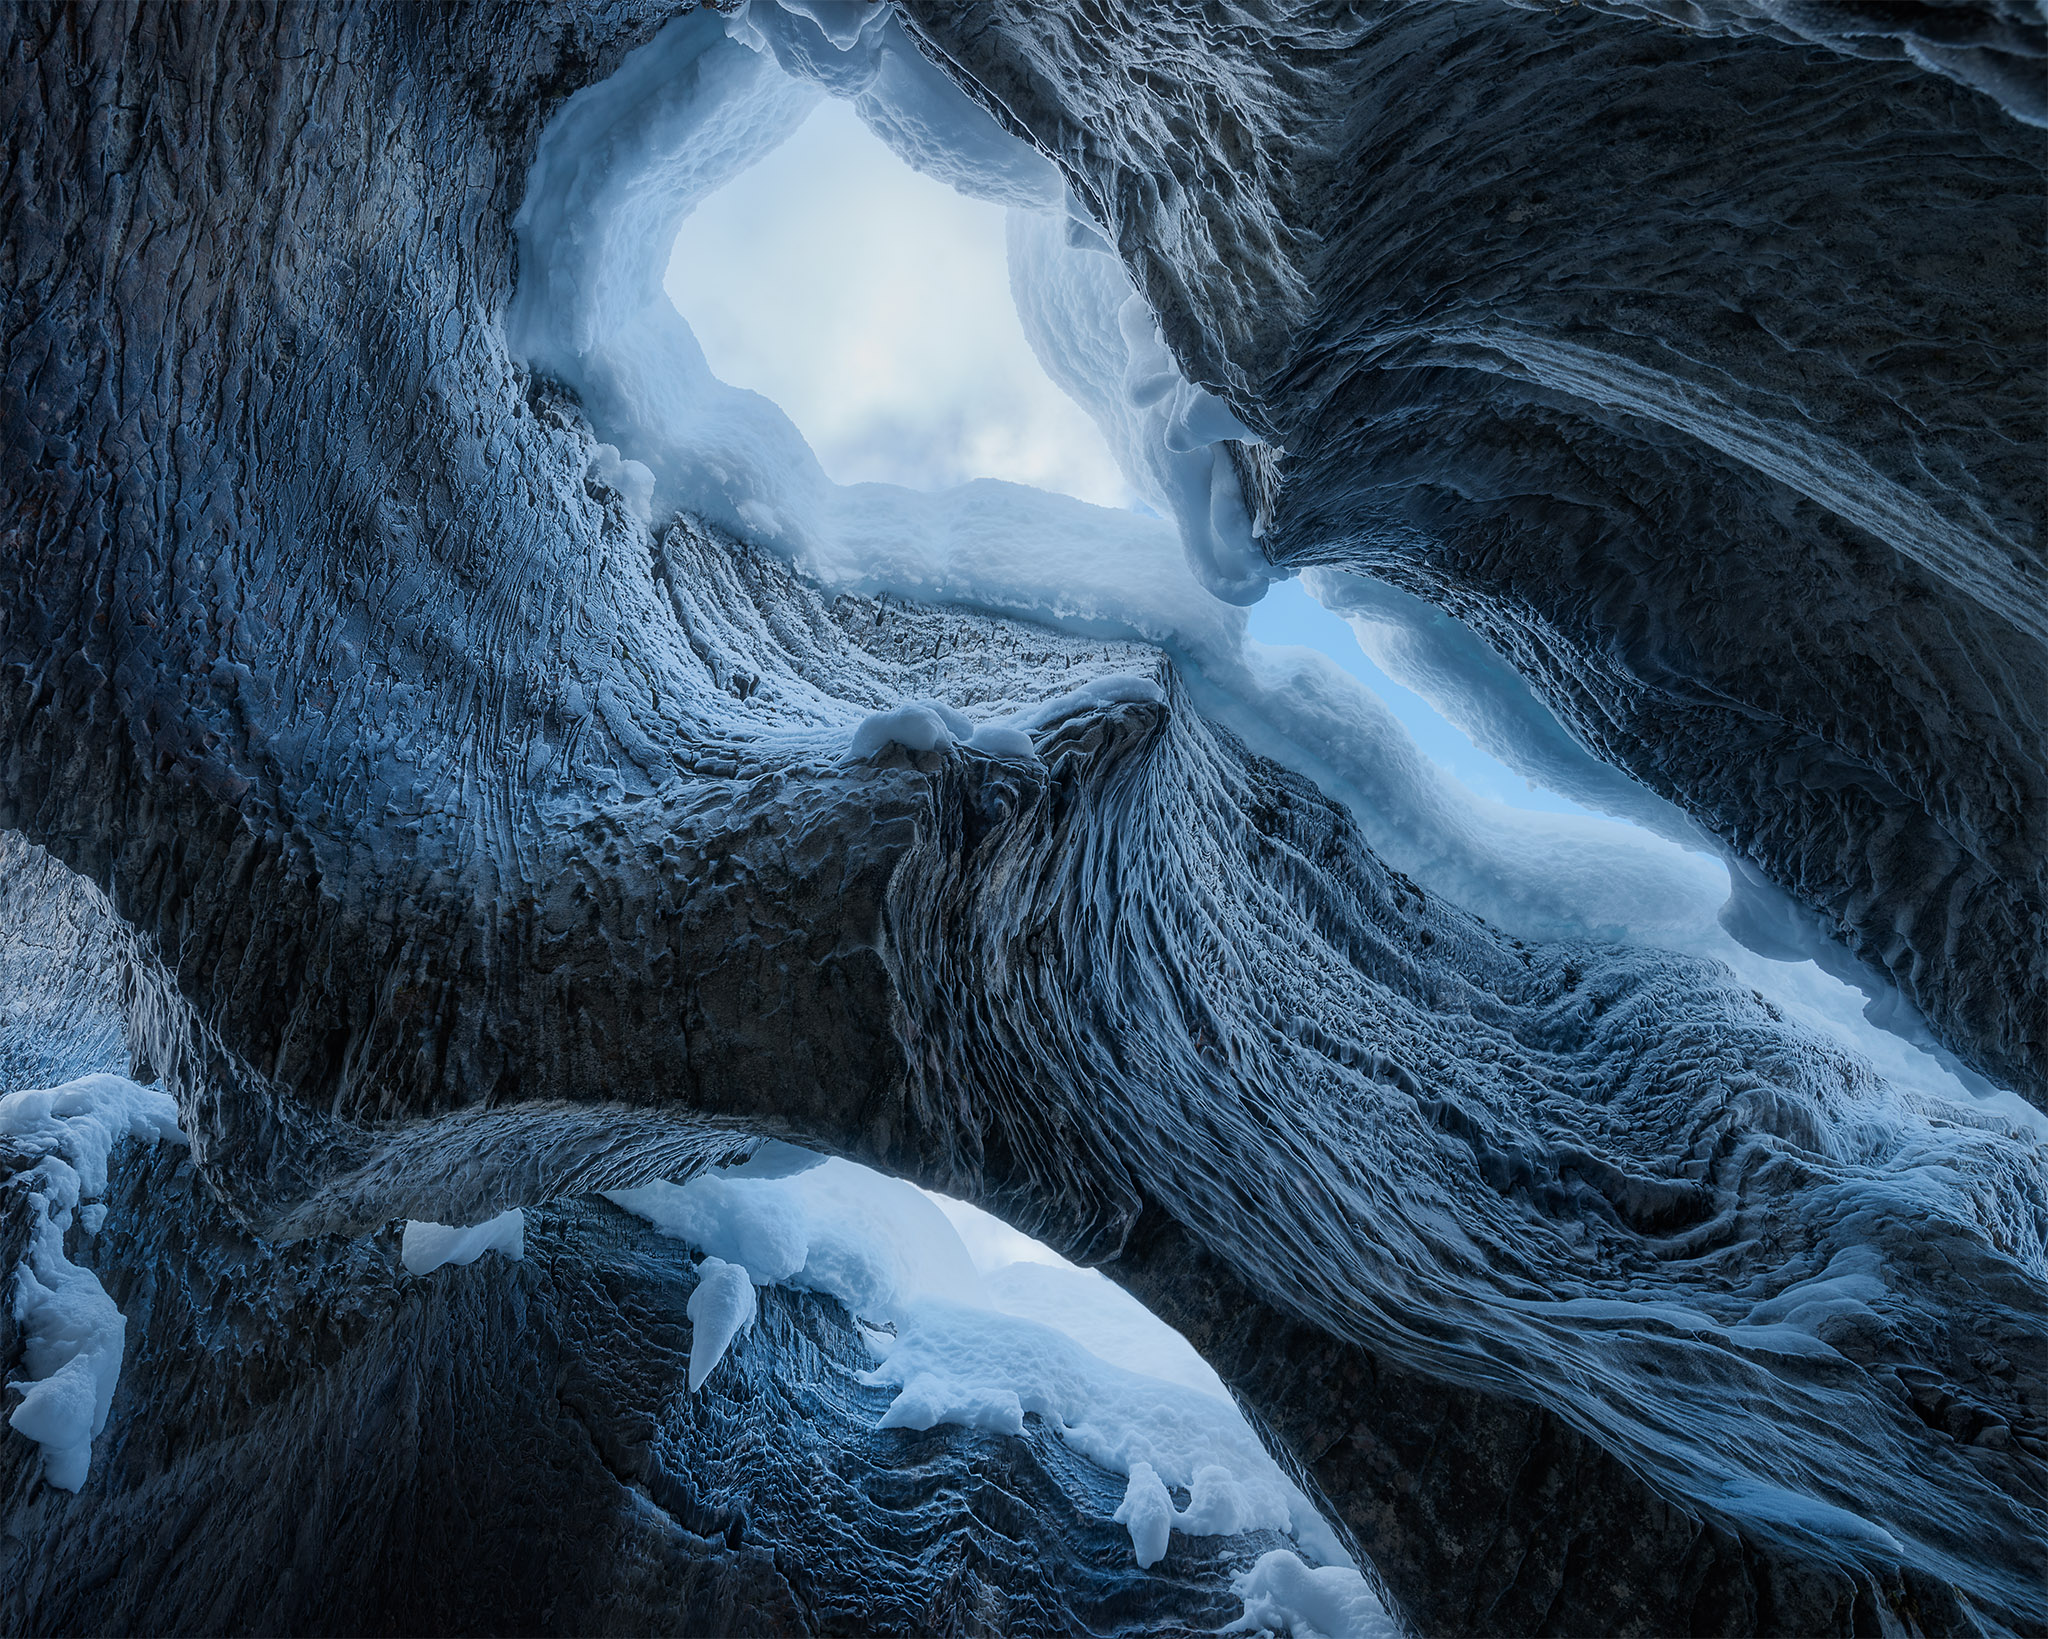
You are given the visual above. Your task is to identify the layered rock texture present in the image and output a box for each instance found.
[906,0,2048,1106]
[2,2,2043,1636]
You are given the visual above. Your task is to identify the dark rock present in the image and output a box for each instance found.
[903,0,2048,1104]
[1,1148,1266,1636]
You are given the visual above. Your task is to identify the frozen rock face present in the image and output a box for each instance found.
[3,1153,1275,1636]
[903,0,2048,1105]
[1,3,2043,1637]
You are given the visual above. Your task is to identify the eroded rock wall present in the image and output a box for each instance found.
[3,1150,1269,1637]
[903,0,2048,1103]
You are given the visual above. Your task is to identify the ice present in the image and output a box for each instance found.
[610,1153,1353,1570]
[1228,1550,1399,1639]
[511,20,2040,1545]
[686,1256,757,1390]
[1740,1245,1887,1333]
[1260,579,2017,1118]
[1,1074,187,1491]
[400,1208,526,1276]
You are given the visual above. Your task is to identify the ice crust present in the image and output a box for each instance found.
[1,1074,187,1491]
[607,1153,1375,1590]
[400,1208,527,1276]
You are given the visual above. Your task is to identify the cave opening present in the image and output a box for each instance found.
[497,0,2043,1598]
[514,1,2015,1116]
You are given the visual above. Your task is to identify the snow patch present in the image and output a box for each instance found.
[1228,1549,1399,1639]
[2,1074,187,1492]
[401,1208,526,1275]
[608,1154,1355,1571]
[846,698,975,760]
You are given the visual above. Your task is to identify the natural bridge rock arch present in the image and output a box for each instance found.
[2,4,2041,1634]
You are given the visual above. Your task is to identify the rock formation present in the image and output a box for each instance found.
[2,2,2041,1633]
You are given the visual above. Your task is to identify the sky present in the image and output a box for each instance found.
[665,92,1584,819]
[664,96,1133,507]
[1242,582,1591,817]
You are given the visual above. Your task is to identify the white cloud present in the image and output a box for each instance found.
[663,96,1134,507]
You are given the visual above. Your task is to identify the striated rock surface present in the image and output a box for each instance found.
[2,2,2043,1635]
[904,0,2047,1104]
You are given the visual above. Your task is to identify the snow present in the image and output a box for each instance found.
[1297,569,1699,844]
[965,723,1038,759]
[1,1074,187,1491]
[608,1158,980,1315]
[978,1260,1229,1403]
[1228,1550,1400,1639]
[607,1152,1367,1577]
[400,1208,526,1276]
[0,1075,185,1202]
[686,1257,757,1390]
[1114,1461,1176,1568]
[847,700,976,760]
[865,1296,1322,1556]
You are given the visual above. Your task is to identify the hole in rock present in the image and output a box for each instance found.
[1244,580,1594,819]
[587,1143,1395,1628]
[513,3,2023,1117]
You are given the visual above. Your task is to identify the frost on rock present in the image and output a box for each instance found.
[400,1209,527,1276]
[2,1075,187,1491]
